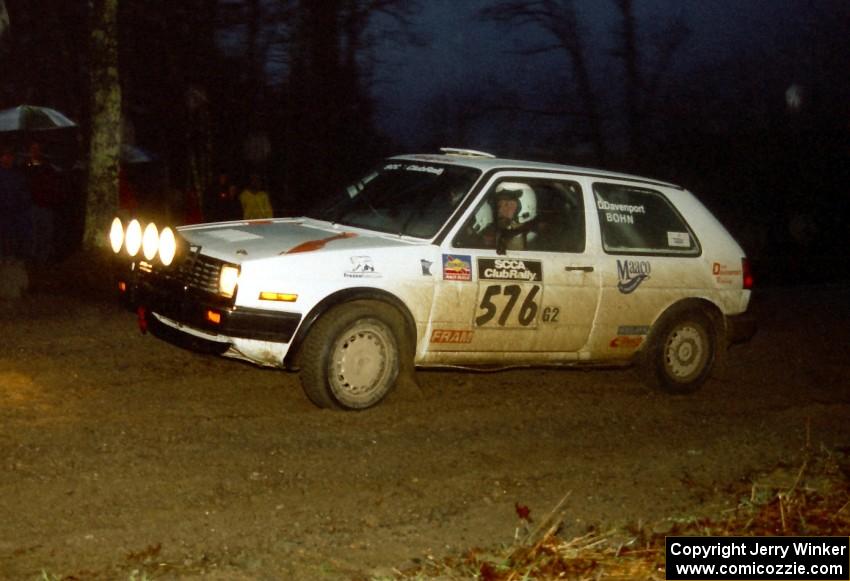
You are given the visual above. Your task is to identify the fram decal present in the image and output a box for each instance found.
[430,329,474,344]
[443,254,472,281]
[616,259,651,294]
[478,258,543,282]
[344,256,380,278]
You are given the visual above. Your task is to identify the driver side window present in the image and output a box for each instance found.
[452,178,585,253]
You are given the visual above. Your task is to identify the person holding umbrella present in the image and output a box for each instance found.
[24,141,61,263]
[0,147,32,261]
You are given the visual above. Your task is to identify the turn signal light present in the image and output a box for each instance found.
[259,292,298,302]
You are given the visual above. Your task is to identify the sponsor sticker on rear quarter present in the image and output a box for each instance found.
[667,231,691,248]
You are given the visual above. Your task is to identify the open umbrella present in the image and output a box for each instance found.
[0,105,77,132]
[121,144,157,164]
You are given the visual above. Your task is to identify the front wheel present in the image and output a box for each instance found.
[299,301,403,410]
[639,309,716,394]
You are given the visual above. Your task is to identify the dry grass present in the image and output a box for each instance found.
[385,445,850,580]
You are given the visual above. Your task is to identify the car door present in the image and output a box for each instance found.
[588,180,705,354]
[425,173,602,360]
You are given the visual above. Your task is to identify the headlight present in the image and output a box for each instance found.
[125,219,142,257]
[158,227,177,266]
[109,217,124,254]
[142,222,159,261]
[219,265,240,298]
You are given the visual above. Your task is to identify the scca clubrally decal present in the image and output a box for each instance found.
[477,258,543,282]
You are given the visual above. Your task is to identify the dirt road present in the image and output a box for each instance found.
[1,268,848,580]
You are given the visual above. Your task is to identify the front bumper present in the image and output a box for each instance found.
[120,266,301,344]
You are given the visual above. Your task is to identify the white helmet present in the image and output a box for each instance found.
[495,182,537,225]
[470,200,493,233]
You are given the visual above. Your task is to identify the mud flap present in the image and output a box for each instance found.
[393,366,423,399]
[710,323,730,382]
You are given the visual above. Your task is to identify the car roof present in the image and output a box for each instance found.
[391,150,683,190]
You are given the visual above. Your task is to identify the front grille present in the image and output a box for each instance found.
[142,246,228,296]
[175,251,222,294]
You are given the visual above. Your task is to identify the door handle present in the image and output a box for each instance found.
[565,266,594,272]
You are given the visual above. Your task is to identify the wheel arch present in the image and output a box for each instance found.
[642,297,726,351]
[637,296,729,382]
[284,287,418,370]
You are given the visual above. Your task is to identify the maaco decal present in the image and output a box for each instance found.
[616,259,651,294]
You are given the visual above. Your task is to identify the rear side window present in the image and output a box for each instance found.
[593,183,699,255]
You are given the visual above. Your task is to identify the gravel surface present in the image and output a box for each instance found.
[1,266,848,580]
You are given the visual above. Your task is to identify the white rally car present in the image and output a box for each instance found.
[111,149,755,410]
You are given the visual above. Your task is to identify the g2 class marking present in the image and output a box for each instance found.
[541,306,560,322]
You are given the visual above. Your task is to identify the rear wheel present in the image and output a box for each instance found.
[299,301,403,410]
[639,309,716,394]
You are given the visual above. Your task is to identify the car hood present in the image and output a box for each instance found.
[177,218,420,263]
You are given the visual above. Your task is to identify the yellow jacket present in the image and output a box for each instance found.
[240,188,273,219]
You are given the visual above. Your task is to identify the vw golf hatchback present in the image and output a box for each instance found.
[111,149,755,410]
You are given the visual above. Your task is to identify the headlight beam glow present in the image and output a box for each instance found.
[142,223,159,261]
[109,217,124,254]
[158,227,177,266]
[219,265,240,299]
[125,220,143,257]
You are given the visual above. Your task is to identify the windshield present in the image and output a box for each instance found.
[309,161,481,238]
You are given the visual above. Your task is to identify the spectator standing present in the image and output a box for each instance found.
[23,142,60,263]
[240,173,273,219]
[0,148,32,260]
[183,187,204,224]
[205,172,241,222]
[117,167,138,217]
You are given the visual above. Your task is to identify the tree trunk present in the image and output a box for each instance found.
[84,0,121,251]
[0,0,9,48]
[616,0,642,162]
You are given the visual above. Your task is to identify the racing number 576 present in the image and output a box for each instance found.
[475,284,540,327]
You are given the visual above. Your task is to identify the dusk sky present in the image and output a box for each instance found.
[373,0,825,146]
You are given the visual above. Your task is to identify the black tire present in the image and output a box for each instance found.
[639,309,716,394]
[298,301,403,410]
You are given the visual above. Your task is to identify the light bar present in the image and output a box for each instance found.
[109,217,124,254]
[142,222,159,261]
[125,219,142,257]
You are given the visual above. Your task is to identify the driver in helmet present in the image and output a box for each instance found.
[490,182,537,250]
[455,182,537,250]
